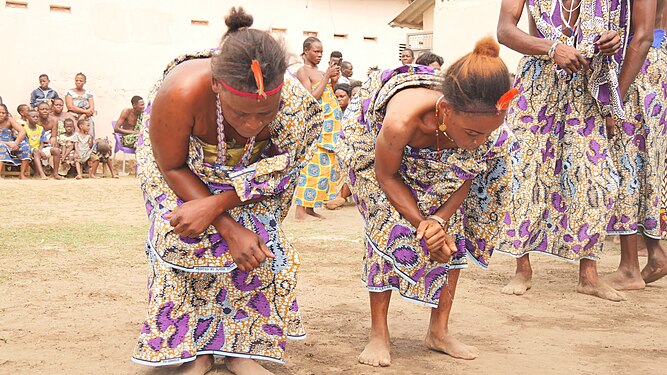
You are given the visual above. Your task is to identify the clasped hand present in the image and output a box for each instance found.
[416,218,455,264]
[165,196,218,238]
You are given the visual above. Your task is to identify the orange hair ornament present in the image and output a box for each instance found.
[250,59,266,101]
[495,88,519,113]
[218,59,283,101]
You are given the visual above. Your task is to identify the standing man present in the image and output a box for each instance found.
[294,37,342,219]
[30,74,60,109]
[497,0,629,301]
[113,96,145,150]
[338,61,353,84]
[400,48,414,65]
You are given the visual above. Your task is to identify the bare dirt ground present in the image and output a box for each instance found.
[0,177,665,375]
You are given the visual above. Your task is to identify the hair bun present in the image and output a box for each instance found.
[225,7,254,34]
[473,36,500,58]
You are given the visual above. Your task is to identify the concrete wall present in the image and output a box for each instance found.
[0,0,410,140]
[431,0,529,72]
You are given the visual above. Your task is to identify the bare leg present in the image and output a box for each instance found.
[576,259,626,301]
[90,160,100,179]
[425,269,479,359]
[641,236,667,283]
[19,160,28,179]
[225,358,273,375]
[33,150,47,179]
[51,148,62,180]
[501,254,533,295]
[325,184,351,210]
[603,234,645,290]
[358,290,392,367]
[637,235,648,257]
[0,161,3,179]
[75,162,82,179]
[179,355,214,375]
[106,159,118,178]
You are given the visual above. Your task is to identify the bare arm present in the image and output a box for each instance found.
[114,109,134,134]
[9,118,26,145]
[295,65,338,101]
[65,93,88,115]
[87,97,95,115]
[433,180,473,223]
[497,0,552,55]
[497,0,588,73]
[617,0,656,98]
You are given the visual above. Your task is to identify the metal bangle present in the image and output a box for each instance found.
[427,215,447,230]
[548,41,560,60]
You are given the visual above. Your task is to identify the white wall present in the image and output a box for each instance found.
[431,0,529,71]
[0,0,410,140]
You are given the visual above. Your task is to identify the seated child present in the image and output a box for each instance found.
[16,104,29,127]
[23,110,48,179]
[0,104,31,178]
[57,118,77,177]
[74,119,95,179]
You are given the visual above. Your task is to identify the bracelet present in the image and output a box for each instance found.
[547,41,560,60]
[427,215,447,230]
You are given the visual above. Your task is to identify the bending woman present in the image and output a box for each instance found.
[337,37,518,366]
[131,8,322,375]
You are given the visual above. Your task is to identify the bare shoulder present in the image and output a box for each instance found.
[386,88,435,120]
[156,58,212,108]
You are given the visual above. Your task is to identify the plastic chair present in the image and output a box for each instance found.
[112,121,136,176]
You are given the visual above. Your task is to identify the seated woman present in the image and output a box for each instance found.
[65,73,96,136]
[131,7,322,375]
[336,37,518,366]
[0,104,31,178]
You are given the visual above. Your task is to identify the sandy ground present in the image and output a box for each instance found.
[0,177,665,375]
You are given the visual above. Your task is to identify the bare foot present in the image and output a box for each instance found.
[53,174,63,180]
[19,175,27,180]
[112,175,119,179]
[425,332,479,360]
[602,269,645,290]
[40,175,48,180]
[91,174,100,179]
[294,206,324,221]
[75,175,82,180]
[576,279,626,302]
[641,257,667,284]
[179,355,214,375]
[358,335,391,367]
[225,357,273,375]
[500,272,532,295]
[324,197,346,210]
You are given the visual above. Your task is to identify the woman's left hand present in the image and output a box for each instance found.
[166,196,219,237]
[597,30,621,56]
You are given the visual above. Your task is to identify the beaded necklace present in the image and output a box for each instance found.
[215,93,256,167]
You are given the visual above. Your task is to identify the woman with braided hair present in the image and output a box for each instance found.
[131,7,323,375]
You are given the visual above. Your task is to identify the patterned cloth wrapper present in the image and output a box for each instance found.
[132,50,323,366]
[0,128,31,165]
[336,65,518,307]
[608,43,667,239]
[527,0,630,119]
[294,83,342,208]
[497,0,630,260]
[121,112,143,149]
